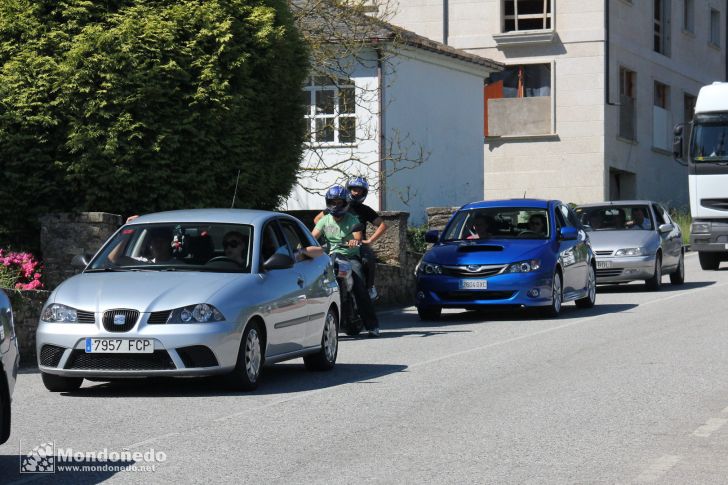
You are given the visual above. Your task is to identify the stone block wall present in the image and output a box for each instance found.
[40,212,122,289]
[426,207,458,231]
[7,289,49,365]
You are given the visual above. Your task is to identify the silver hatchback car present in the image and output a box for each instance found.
[37,209,340,392]
[574,201,685,290]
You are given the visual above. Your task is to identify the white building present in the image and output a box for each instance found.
[283,22,501,223]
[390,0,727,208]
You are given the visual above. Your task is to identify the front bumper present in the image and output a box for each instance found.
[690,222,728,253]
[593,255,656,283]
[36,320,241,378]
[416,270,554,309]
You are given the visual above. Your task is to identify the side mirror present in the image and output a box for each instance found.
[71,254,89,268]
[673,124,684,161]
[263,252,294,270]
[424,230,440,244]
[559,227,578,241]
[658,223,674,234]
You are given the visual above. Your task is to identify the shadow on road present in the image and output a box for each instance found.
[376,302,639,327]
[0,454,135,485]
[596,280,715,294]
[51,362,408,399]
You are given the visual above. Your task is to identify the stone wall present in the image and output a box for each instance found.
[426,207,458,231]
[40,212,122,289]
[7,289,49,365]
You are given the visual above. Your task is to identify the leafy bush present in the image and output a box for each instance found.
[670,209,692,246]
[407,225,428,254]
[0,249,43,290]
[0,0,309,250]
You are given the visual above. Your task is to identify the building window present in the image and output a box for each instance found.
[710,9,721,46]
[484,64,552,137]
[303,76,356,144]
[503,0,552,32]
[654,0,671,56]
[683,0,694,33]
[683,93,696,158]
[619,67,636,141]
[653,81,671,150]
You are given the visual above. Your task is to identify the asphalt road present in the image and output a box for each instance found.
[2,252,728,484]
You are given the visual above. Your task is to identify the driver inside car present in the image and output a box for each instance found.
[222,231,248,265]
[524,214,547,235]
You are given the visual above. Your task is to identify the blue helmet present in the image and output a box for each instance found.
[346,177,369,204]
[325,185,349,217]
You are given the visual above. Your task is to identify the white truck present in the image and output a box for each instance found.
[673,82,728,270]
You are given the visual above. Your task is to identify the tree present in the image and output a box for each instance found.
[289,0,429,201]
[0,0,308,250]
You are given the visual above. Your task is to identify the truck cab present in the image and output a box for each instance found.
[673,82,728,270]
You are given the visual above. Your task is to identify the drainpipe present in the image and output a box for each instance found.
[725,0,728,80]
[605,0,617,106]
[443,0,449,45]
[376,46,386,211]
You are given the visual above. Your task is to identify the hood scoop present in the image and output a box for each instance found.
[457,244,504,252]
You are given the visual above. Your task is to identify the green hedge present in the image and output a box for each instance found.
[0,0,309,251]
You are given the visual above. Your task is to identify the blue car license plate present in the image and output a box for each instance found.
[85,338,153,354]
[459,280,487,290]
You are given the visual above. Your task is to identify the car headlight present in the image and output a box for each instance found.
[416,260,442,275]
[691,222,711,234]
[614,247,646,257]
[506,259,541,273]
[41,303,80,323]
[167,304,225,323]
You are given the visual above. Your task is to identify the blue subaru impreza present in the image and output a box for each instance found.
[415,199,596,320]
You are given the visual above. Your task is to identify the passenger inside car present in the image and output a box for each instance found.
[466,214,493,239]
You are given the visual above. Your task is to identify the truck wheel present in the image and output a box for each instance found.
[698,252,720,270]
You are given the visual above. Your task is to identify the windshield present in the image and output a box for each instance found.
[691,122,728,162]
[574,205,652,231]
[442,207,550,241]
[89,223,253,273]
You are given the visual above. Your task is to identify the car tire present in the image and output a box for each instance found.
[645,254,662,291]
[417,305,442,321]
[226,320,264,391]
[698,251,720,270]
[0,370,10,444]
[541,271,562,318]
[670,251,685,285]
[41,373,83,393]
[575,264,596,309]
[304,307,338,371]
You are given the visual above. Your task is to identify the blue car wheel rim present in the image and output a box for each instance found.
[553,273,562,313]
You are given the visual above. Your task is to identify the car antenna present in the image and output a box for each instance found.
[523,191,527,198]
[231,169,241,208]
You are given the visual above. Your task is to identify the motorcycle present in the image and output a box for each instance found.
[331,254,365,336]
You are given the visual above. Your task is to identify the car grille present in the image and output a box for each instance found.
[596,268,623,278]
[40,345,66,367]
[102,309,139,332]
[77,311,95,323]
[595,250,614,256]
[436,291,515,301]
[441,265,506,277]
[147,311,171,324]
[65,350,176,371]
[177,346,219,368]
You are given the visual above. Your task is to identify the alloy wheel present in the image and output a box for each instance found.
[323,311,338,362]
[245,328,262,383]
